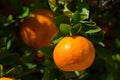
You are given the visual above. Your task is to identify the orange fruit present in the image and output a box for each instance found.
[20,9,58,49]
[53,36,95,71]
[0,77,14,80]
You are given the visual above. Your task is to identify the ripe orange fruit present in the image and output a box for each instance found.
[20,9,58,49]
[53,36,95,71]
[0,77,14,80]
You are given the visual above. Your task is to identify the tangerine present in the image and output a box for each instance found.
[53,36,95,71]
[20,9,58,49]
[0,77,14,80]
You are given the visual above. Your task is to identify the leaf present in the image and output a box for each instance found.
[71,11,80,24]
[72,23,82,34]
[53,15,69,28]
[63,2,72,17]
[51,32,64,45]
[19,7,30,18]
[76,2,89,20]
[43,59,56,69]
[85,26,101,34]
[48,0,56,10]
[7,15,13,22]
[38,46,53,58]
[0,64,3,77]
[80,8,89,20]
[80,21,102,34]
[60,24,72,35]
[24,63,37,69]
[5,65,23,77]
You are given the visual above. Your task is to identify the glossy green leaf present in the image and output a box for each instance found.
[60,24,72,35]
[71,11,80,24]
[19,7,30,18]
[85,26,101,34]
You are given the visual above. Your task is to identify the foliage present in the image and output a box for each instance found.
[0,0,120,80]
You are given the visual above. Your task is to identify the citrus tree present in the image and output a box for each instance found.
[0,0,120,80]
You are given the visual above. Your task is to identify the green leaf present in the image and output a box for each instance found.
[80,21,102,34]
[48,0,56,10]
[5,65,22,77]
[43,59,56,69]
[60,24,72,35]
[38,46,53,58]
[80,8,89,20]
[85,26,101,34]
[72,23,82,34]
[19,7,30,18]
[51,32,64,45]
[24,63,37,69]
[53,15,69,28]
[76,2,89,20]
[7,15,13,22]
[71,11,80,24]
[112,54,120,62]
[0,64,3,77]
[63,3,72,17]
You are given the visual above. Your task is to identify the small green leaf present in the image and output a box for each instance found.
[24,63,37,69]
[73,23,82,34]
[71,11,80,24]
[48,0,56,10]
[19,7,30,18]
[63,3,72,17]
[7,15,13,22]
[51,32,64,45]
[80,8,89,21]
[5,65,22,76]
[60,24,72,35]
[0,64,3,77]
[85,26,101,34]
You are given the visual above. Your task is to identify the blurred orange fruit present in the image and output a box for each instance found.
[53,36,95,71]
[20,9,58,49]
[0,77,14,80]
